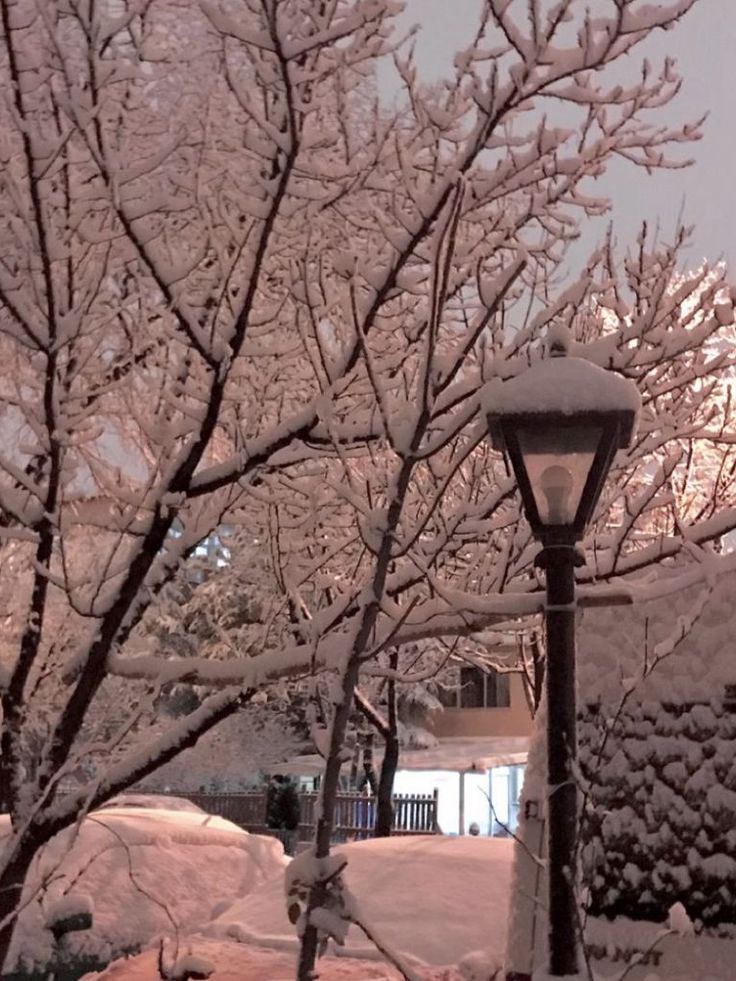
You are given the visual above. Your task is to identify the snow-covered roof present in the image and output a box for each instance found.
[483,355,641,419]
[398,736,528,771]
[272,736,529,776]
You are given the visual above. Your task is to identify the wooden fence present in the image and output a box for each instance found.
[176,790,266,829]
[168,788,439,840]
[297,790,439,839]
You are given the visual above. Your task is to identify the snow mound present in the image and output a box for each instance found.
[208,835,514,968]
[668,901,695,937]
[98,793,205,813]
[85,804,245,838]
[458,948,502,979]
[1,809,287,975]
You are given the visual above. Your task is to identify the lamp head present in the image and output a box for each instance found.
[484,355,640,543]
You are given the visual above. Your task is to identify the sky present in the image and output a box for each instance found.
[379,0,735,274]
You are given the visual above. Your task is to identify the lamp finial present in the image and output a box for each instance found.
[547,323,572,358]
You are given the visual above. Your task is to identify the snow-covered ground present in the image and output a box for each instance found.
[583,915,736,981]
[84,835,511,980]
[208,835,512,970]
[85,940,409,980]
[1,806,287,976]
[8,810,736,981]
[85,939,490,979]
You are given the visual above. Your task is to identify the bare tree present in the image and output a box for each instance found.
[0,0,735,976]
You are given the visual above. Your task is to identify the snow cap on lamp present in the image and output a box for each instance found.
[483,341,641,542]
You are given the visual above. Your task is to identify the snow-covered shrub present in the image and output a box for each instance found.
[580,699,736,926]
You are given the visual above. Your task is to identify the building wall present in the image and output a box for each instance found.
[428,674,533,738]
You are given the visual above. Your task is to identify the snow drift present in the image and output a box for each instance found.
[1,808,287,976]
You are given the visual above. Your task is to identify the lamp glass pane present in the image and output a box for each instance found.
[516,424,602,526]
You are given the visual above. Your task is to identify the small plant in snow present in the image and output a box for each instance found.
[285,848,352,954]
[157,939,215,981]
[44,893,94,941]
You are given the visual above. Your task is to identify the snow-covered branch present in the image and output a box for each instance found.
[0,1,731,973]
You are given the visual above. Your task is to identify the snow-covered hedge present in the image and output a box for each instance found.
[580,699,736,927]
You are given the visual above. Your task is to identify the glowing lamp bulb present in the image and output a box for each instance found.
[540,464,574,525]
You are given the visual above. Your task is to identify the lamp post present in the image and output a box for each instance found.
[485,347,640,978]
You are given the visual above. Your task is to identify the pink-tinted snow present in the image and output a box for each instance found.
[85,939,469,980]
[208,835,513,969]
[0,809,287,974]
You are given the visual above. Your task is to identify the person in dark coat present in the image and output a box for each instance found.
[266,775,301,854]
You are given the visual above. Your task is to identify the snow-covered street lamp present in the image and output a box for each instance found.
[485,344,639,978]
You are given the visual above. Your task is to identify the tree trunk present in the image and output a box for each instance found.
[374,654,398,838]
[374,732,398,837]
[296,657,362,981]
[360,732,378,794]
[0,832,42,974]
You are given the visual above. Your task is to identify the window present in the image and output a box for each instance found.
[484,668,511,709]
[177,527,234,583]
[459,666,486,708]
[490,763,525,835]
[193,529,232,567]
[439,666,511,709]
